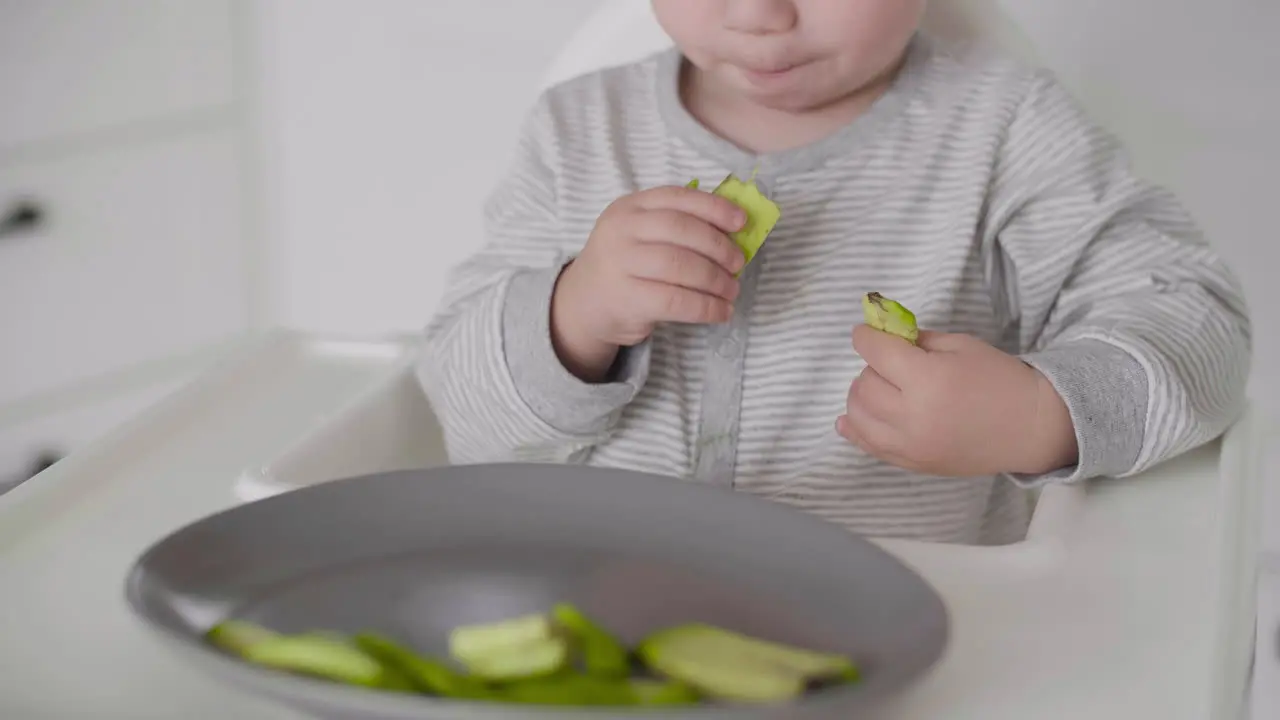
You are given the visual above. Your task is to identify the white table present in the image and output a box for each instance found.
[0,329,1266,719]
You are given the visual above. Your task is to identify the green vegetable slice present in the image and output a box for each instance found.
[636,623,857,704]
[206,620,279,657]
[499,673,635,706]
[862,291,919,345]
[461,636,570,682]
[551,603,630,678]
[448,613,554,668]
[354,633,491,699]
[628,678,701,706]
[240,632,410,689]
[709,173,780,274]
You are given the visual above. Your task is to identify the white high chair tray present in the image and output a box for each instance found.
[0,329,1264,720]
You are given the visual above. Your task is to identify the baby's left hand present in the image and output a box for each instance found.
[837,325,1078,478]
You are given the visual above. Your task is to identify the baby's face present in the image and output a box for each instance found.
[652,0,925,112]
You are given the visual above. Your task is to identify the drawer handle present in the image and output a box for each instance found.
[0,200,44,238]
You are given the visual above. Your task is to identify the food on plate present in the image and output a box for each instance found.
[205,603,859,708]
[687,172,781,274]
[239,632,414,690]
[638,623,860,703]
[551,602,631,678]
[448,612,569,681]
[862,292,919,344]
[356,633,492,698]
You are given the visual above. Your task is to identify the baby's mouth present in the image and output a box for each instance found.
[738,61,808,84]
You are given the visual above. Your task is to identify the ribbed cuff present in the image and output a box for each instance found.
[501,265,650,436]
[1010,339,1149,486]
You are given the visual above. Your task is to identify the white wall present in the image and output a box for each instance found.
[251,0,601,337]
[252,0,1279,411]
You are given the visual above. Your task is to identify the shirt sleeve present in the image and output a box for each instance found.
[414,96,649,465]
[987,70,1252,486]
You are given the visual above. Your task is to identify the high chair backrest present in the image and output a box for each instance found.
[539,0,1043,92]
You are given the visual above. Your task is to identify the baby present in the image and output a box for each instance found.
[416,0,1252,545]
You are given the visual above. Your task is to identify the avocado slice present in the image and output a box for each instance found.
[460,636,570,682]
[239,632,410,689]
[636,624,857,703]
[448,613,554,666]
[862,292,919,345]
[709,173,781,273]
[205,620,280,657]
[354,633,491,699]
[628,678,701,706]
[498,673,636,706]
[550,603,630,678]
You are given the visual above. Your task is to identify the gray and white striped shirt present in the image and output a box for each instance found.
[416,34,1251,545]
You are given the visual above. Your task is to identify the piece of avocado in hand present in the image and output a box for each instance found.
[687,173,781,275]
[862,292,919,345]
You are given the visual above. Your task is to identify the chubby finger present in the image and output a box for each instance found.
[635,278,734,325]
[634,185,747,235]
[837,415,919,471]
[852,323,927,390]
[627,242,739,302]
[848,367,902,422]
[632,208,745,274]
[839,395,907,459]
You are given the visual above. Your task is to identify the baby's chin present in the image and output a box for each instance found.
[727,72,860,115]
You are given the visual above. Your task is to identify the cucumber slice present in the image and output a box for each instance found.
[550,603,629,678]
[637,624,857,703]
[354,633,491,699]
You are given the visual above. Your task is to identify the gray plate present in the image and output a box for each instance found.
[124,463,949,719]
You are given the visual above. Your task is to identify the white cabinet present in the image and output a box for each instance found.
[0,0,252,487]
[0,0,236,151]
[0,130,249,405]
[0,373,192,491]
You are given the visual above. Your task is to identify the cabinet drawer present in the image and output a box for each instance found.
[0,130,249,406]
[0,374,190,492]
[0,0,236,151]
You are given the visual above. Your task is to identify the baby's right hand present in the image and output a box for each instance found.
[550,185,747,381]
